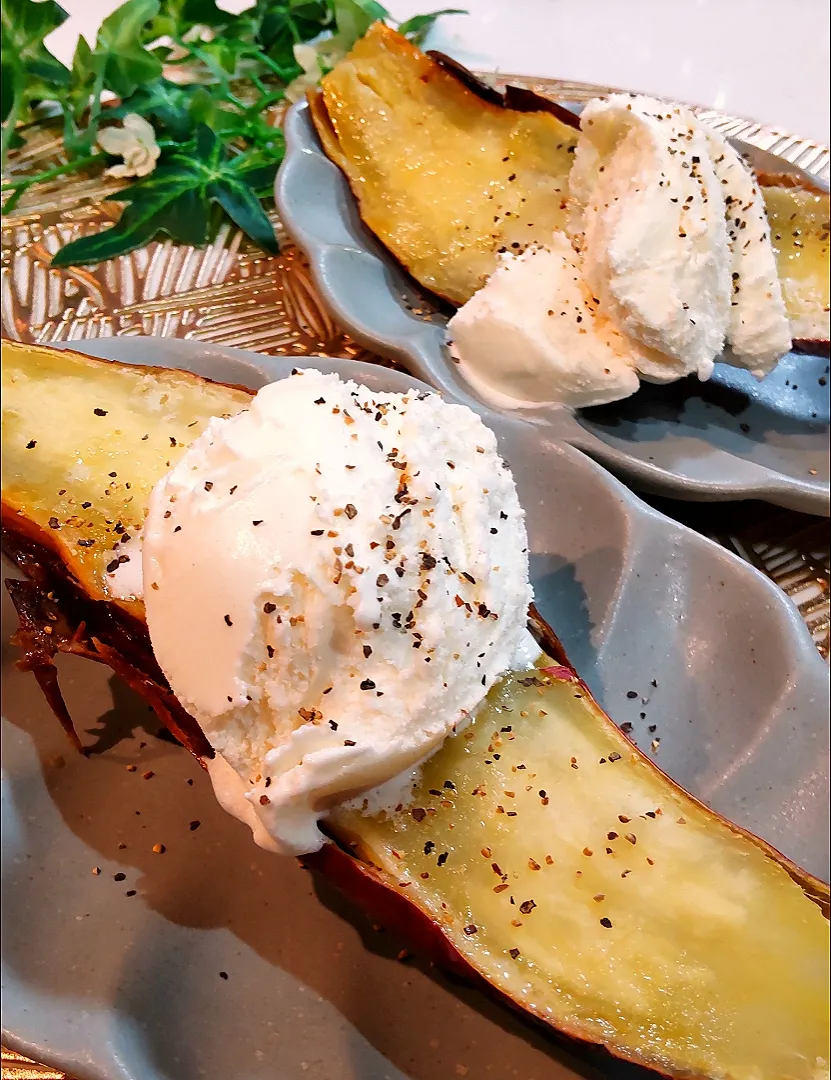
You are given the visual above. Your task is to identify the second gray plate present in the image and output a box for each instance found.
[2,337,829,1080]
[277,99,830,516]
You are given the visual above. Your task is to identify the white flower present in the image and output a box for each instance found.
[181,23,216,45]
[285,39,345,103]
[98,114,160,179]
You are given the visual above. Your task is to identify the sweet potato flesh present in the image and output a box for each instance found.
[315,24,578,305]
[334,669,829,1078]
[2,345,829,1079]
[1,342,249,615]
[762,183,831,343]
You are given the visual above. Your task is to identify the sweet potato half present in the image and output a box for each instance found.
[309,24,830,351]
[2,341,829,1079]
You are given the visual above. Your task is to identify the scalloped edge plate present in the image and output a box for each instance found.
[276,98,830,516]
[2,338,828,1080]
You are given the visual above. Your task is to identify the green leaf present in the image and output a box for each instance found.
[333,0,388,48]
[70,33,96,84]
[155,185,212,246]
[57,34,100,154]
[52,164,206,265]
[192,121,224,168]
[52,125,279,266]
[208,176,278,254]
[256,0,330,60]
[1,61,14,124]
[0,0,69,140]
[65,34,97,115]
[146,0,230,37]
[0,0,70,75]
[108,79,194,140]
[398,7,465,45]
[194,35,254,77]
[96,0,162,98]
[232,153,282,196]
[32,0,457,267]
[178,0,231,24]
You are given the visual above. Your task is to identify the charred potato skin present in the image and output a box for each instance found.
[2,524,215,761]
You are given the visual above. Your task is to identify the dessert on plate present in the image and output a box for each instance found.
[309,24,831,409]
[2,340,828,1079]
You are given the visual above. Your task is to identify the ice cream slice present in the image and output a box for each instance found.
[703,129,792,376]
[448,238,641,410]
[570,95,734,384]
[448,94,793,409]
[140,369,535,854]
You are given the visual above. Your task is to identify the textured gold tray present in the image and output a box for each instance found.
[2,74,829,1080]
[1,1051,66,1080]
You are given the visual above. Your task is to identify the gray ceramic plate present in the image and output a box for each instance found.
[276,100,830,516]
[2,338,828,1080]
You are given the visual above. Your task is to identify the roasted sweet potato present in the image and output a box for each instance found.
[1,342,250,619]
[761,176,831,351]
[310,25,831,352]
[311,23,578,306]
[2,341,829,1079]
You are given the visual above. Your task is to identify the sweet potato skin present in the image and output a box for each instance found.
[3,530,215,761]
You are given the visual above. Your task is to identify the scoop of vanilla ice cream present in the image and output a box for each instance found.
[448,94,791,410]
[572,95,791,382]
[143,370,534,855]
[449,238,641,409]
[571,95,732,382]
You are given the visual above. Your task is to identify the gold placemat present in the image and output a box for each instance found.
[2,75,829,1080]
[1,1050,68,1080]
